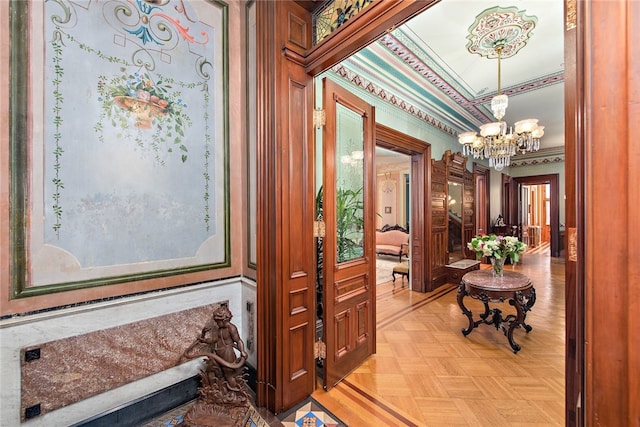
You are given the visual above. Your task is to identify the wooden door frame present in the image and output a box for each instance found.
[375,123,431,292]
[256,1,316,412]
[510,174,560,258]
[256,1,440,412]
[578,1,639,425]
[473,163,490,236]
[256,1,639,423]
[563,6,581,422]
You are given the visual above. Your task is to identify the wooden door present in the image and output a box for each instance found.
[322,78,375,390]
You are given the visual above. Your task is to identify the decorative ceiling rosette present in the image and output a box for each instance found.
[465,6,538,59]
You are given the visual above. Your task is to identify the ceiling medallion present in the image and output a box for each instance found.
[466,6,538,59]
[458,6,543,171]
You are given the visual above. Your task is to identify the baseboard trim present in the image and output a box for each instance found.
[73,363,257,427]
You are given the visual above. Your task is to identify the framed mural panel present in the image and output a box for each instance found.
[10,0,229,298]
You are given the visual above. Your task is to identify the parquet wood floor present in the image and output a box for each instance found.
[313,245,565,426]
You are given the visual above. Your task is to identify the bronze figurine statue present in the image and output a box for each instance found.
[180,305,250,426]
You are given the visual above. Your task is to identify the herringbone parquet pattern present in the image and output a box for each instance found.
[313,245,565,426]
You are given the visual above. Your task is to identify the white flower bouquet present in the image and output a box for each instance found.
[467,234,526,263]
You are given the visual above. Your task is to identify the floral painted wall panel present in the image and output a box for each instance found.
[17,0,228,293]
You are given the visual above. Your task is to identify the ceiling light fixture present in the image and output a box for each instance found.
[459,7,544,171]
[381,172,395,193]
[341,150,364,167]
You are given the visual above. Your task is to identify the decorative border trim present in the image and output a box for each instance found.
[378,33,488,124]
[330,64,458,136]
[334,56,563,138]
[340,30,564,137]
[470,71,565,105]
[510,156,564,167]
[246,0,257,271]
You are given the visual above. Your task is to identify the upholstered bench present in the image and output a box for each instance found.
[392,262,409,287]
[446,259,481,284]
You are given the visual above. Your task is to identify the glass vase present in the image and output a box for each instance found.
[490,257,506,277]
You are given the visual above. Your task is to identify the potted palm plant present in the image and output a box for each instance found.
[335,187,364,263]
[315,185,365,263]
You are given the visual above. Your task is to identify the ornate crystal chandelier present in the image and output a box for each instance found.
[381,172,395,193]
[459,8,544,171]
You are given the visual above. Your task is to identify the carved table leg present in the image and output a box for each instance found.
[518,287,536,332]
[504,288,538,353]
[505,298,525,353]
[457,284,475,336]
[479,301,492,321]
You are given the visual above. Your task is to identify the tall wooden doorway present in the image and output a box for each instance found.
[375,124,431,292]
[503,174,560,258]
[255,1,436,412]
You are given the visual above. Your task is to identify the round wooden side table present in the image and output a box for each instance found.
[456,270,536,353]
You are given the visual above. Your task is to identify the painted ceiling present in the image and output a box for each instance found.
[334,0,565,160]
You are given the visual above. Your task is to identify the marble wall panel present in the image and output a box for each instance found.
[20,303,224,420]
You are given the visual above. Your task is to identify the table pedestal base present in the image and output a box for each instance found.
[457,277,536,353]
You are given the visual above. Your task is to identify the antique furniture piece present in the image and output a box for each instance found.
[375,228,409,262]
[391,262,409,287]
[526,225,541,248]
[446,259,481,284]
[456,270,536,353]
[431,150,475,289]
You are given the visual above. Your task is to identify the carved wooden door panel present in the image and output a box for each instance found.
[322,78,375,390]
[473,165,490,236]
[430,158,447,289]
[463,170,475,258]
[410,155,425,292]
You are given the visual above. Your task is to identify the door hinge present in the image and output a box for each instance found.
[314,340,326,360]
[313,109,326,128]
[313,219,325,238]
